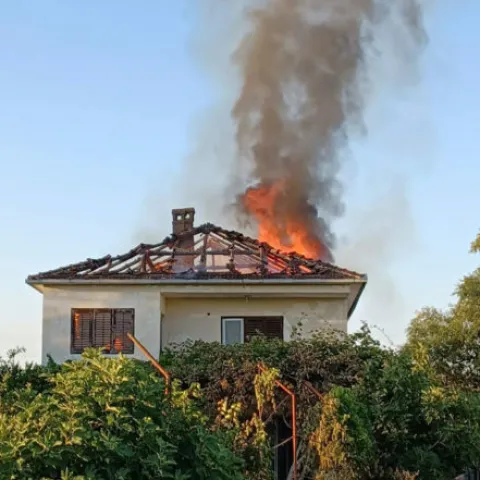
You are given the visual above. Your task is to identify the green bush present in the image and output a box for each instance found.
[0,347,58,407]
[160,326,386,421]
[0,349,245,480]
[2,323,480,479]
[162,331,480,480]
[351,352,480,479]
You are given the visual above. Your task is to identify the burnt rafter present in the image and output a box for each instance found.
[27,223,366,282]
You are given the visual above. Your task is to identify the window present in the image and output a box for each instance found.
[222,318,244,345]
[221,317,284,345]
[71,308,135,354]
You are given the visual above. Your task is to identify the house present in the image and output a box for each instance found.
[26,208,367,365]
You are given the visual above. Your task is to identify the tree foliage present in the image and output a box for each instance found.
[160,326,386,420]
[0,349,245,480]
[407,231,480,390]
[2,334,480,480]
[162,332,480,480]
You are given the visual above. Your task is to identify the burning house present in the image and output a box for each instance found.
[26,208,366,364]
[24,0,428,366]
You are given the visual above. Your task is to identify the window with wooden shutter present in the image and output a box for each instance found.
[244,317,283,342]
[71,309,95,354]
[94,309,113,352]
[112,309,135,354]
[71,308,135,354]
[221,316,284,344]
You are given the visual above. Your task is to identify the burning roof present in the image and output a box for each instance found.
[26,209,366,283]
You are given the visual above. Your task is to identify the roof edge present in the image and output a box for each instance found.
[347,275,368,319]
[26,276,367,287]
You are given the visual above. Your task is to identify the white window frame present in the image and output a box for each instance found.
[221,317,244,345]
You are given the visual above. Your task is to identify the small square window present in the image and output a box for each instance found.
[222,318,244,345]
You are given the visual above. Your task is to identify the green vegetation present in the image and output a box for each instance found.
[0,350,245,480]
[407,232,480,391]
[162,329,480,479]
[1,232,479,479]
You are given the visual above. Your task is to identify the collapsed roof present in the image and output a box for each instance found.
[26,209,366,283]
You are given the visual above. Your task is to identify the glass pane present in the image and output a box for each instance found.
[223,320,242,345]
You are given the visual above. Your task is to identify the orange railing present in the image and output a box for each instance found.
[127,333,171,394]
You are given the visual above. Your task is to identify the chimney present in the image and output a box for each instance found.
[172,207,195,235]
[172,208,195,271]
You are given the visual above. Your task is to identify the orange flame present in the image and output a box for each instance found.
[74,311,81,340]
[242,182,328,260]
[114,336,124,353]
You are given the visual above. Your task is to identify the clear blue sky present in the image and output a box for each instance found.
[0,1,478,362]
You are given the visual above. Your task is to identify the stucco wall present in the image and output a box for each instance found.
[161,297,347,347]
[42,285,161,364]
[40,283,351,364]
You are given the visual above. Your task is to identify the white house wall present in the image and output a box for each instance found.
[40,283,352,364]
[42,285,161,364]
[162,297,347,347]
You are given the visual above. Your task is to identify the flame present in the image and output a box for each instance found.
[114,336,124,353]
[74,311,81,339]
[242,182,328,260]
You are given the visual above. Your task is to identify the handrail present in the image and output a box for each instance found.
[303,380,323,400]
[127,333,171,393]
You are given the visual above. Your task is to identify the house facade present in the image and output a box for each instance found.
[26,208,367,365]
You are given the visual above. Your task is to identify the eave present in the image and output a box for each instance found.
[26,274,367,318]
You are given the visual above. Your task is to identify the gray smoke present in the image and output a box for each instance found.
[229,0,427,260]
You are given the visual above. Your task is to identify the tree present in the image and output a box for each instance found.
[353,351,480,479]
[407,231,480,390]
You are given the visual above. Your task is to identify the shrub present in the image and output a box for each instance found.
[0,349,245,480]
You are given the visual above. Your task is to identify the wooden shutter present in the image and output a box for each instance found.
[244,317,265,341]
[71,309,94,353]
[112,309,135,354]
[264,317,284,339]
[93,309,113,352]
[71,308,135,354]
[244,317,283,342]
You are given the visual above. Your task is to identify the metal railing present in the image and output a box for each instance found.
[126,333,171,393]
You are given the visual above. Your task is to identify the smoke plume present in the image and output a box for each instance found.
[230,0,426,261]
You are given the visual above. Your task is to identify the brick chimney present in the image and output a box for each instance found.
[172,207,195,235]
[172,208,195,271]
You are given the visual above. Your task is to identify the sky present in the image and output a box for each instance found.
[0,1,479,363]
